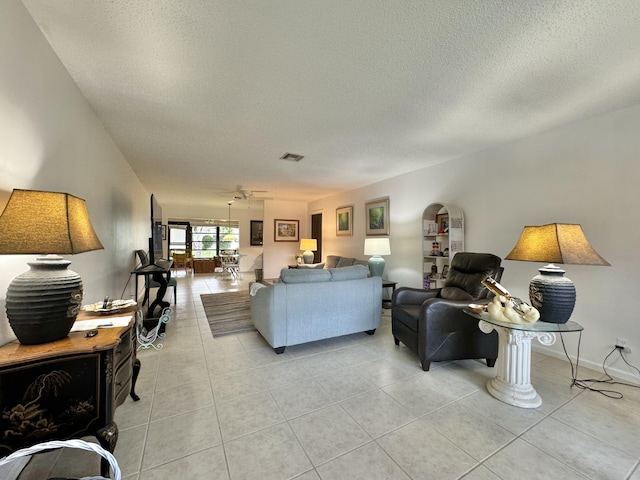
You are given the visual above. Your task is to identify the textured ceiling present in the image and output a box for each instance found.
[21,0,640,208]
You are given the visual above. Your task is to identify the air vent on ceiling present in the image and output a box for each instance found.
[280,152,304,162]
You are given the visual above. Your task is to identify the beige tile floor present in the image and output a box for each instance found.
[15,271,640,479]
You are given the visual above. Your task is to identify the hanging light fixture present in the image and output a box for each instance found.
[222,201,237,242]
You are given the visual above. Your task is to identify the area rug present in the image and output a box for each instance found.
[200,290,256,337]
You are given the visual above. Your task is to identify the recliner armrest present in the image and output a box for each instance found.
[392,287,440,307]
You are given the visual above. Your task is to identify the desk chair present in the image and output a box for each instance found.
[135,250,177,305]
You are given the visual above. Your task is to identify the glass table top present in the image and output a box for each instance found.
[464,309,584,333]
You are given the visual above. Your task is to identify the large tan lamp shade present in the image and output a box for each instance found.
[300,238,317,264]
[0,189,104,344]
[505,223,609,323]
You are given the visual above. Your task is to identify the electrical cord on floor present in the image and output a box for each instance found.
[560,332,640,399]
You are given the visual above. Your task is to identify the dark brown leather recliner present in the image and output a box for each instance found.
[391,252,503,371]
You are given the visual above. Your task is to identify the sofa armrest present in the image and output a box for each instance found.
[392,287,440,307]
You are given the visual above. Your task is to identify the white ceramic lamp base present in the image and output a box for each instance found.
[302,250,315,264]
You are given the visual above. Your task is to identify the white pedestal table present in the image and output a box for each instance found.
[465,311,583,409]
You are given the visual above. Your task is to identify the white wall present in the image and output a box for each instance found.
[262,199,310,279]
[0,1,149,345]
[310,104,640,382]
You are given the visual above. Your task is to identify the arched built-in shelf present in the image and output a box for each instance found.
[422,203,464,288]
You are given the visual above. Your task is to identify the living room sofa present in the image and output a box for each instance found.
[250,265,382,353]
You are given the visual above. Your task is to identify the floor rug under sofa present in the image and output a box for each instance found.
[200,290,256,337]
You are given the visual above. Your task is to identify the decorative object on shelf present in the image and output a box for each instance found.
[299,238,317,264]
[436,213,449,234]
[274,219,299,242]
[365,197,390,236]
[425,221,438,236]
[250,220,263,245]
[364,237,391,277]
[221,201,237,242]
[0,189,104,345]
[441,265,449,279]
[431,242,441,256]
[505,223,609,324]
[336,205,353,236]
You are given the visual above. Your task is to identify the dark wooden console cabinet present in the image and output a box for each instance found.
[0,310,140,476]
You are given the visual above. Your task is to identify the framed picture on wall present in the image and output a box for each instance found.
[336,205,353,236]
[274,219,299,242]
[161,225,167,240]
[250,220,263,246]
[365,197,390,236]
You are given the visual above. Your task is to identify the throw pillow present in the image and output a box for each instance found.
[297,263,325,269]
[336,257,356,268]
[325,255,341,268]
[329,265,369,281]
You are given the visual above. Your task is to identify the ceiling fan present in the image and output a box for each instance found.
[214,185,271,205]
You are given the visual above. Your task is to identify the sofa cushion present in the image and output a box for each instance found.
[353,259,369,267]
[336,257,356,267]
[325,255,341,269]
[280,268,331,283]
[329,265,369,281]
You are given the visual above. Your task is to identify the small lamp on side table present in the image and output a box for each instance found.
[505,223,609,324]
[0,189,104,344]
[364,237,391,277]
[300,238,317,264]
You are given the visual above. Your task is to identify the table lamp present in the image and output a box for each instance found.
[0,189,104,344]
[364,237,391,277]
[505,223,609,323]
[299,238,317,264]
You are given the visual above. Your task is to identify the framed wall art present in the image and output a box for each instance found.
[365,197,390,236]
[436,213,449,234]
[250,220,263,246]
[336,205,353,236]
[274,219,299,242]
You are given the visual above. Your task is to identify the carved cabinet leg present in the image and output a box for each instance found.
[130,358,141,401]
[96,423,118,477]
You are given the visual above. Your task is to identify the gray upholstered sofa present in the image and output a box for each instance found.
[250,265,382,353]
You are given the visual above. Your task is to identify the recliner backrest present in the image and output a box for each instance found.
[439,252,502,301]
